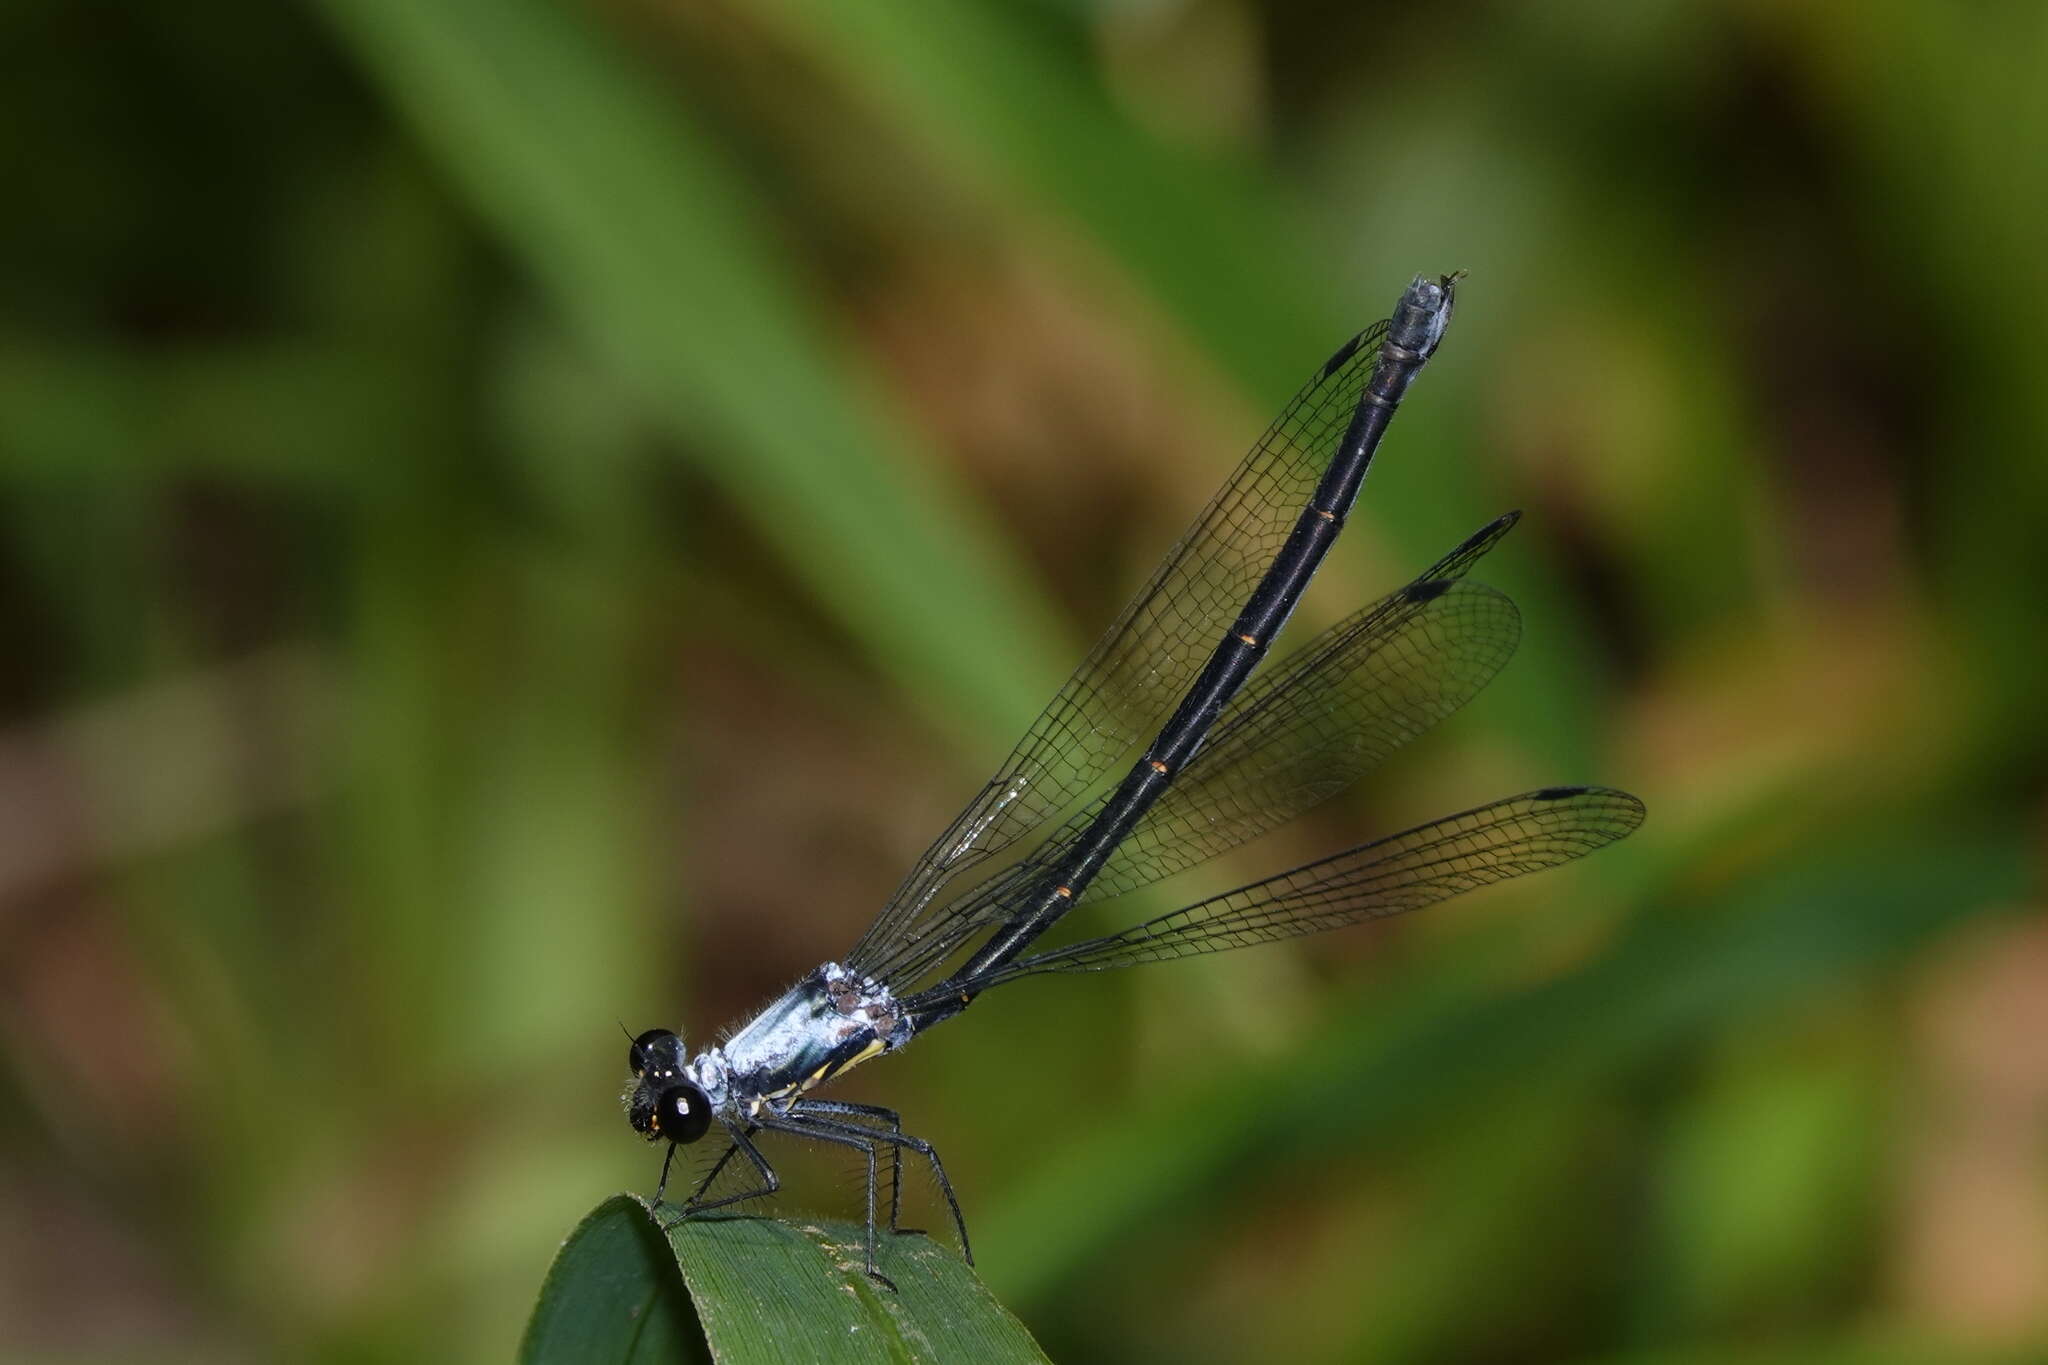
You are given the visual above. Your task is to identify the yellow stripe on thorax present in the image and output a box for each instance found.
[800,1036,885,1093]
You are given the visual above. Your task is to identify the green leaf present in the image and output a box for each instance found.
[523,1196,707,1365]
[525,1196,1048,1365]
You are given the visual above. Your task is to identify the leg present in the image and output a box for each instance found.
[793,1101,972,1264]
[779,1110,975,1269]
[756,1113,896,1290]
[793,1101,908,1232]
[652,1140,680,1205]
[681,1122,760,1208]
[654,1120,778,1231]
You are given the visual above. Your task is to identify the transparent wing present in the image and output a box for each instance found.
[1090,581,1519,898]
[855,514,1523,991]
[1092,514,1522,899]
[964,787,1645,983]
[847,323,1394,974]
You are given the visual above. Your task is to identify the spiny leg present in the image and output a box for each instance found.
[652,1141,680,1207]
[784,1108,974,1268]
[757,1114,896,1291]
[795,1101,909,1231]
[889,1130,970,1267]
[656,1121,778,1231]
[682,1121,761,1208]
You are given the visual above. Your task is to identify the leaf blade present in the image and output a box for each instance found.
[527,1198,1047,1365]
[668,1214,1048,1364]
[522,1195,708,1365]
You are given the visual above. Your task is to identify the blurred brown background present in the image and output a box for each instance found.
[2,1,2044,1361]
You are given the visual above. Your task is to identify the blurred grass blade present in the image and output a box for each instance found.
[523,1196,707,1365]
[755,0,1330,398]
[526,1196,1047,1364]
[313,0,1060,740]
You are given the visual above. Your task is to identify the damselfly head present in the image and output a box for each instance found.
[623,1028,713,1145]
[627,1026,681,1077]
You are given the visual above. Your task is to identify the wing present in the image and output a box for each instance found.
[1091,513,1522,899]
[854,514,1523,992]
[846,322,1396,974]
[1089,581,1519,898]
[964,786,1645,984]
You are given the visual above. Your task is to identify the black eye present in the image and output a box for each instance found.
[653,1083,712,1145]
[629,1027,675,1075]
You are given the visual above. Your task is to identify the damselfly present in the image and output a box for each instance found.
[624,276,1644,1288]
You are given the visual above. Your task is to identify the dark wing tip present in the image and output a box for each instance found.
[1530,784,1648,832]
[1465,509,1522,550]
[1401,578,1455,604]
[1418,510,1524,586]
[1318,329,1370,381]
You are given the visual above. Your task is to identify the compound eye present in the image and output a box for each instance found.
[629,1027,676,1075]
[654,1083,713,1145]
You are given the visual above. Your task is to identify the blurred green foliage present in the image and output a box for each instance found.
[2,1,2043,1361]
